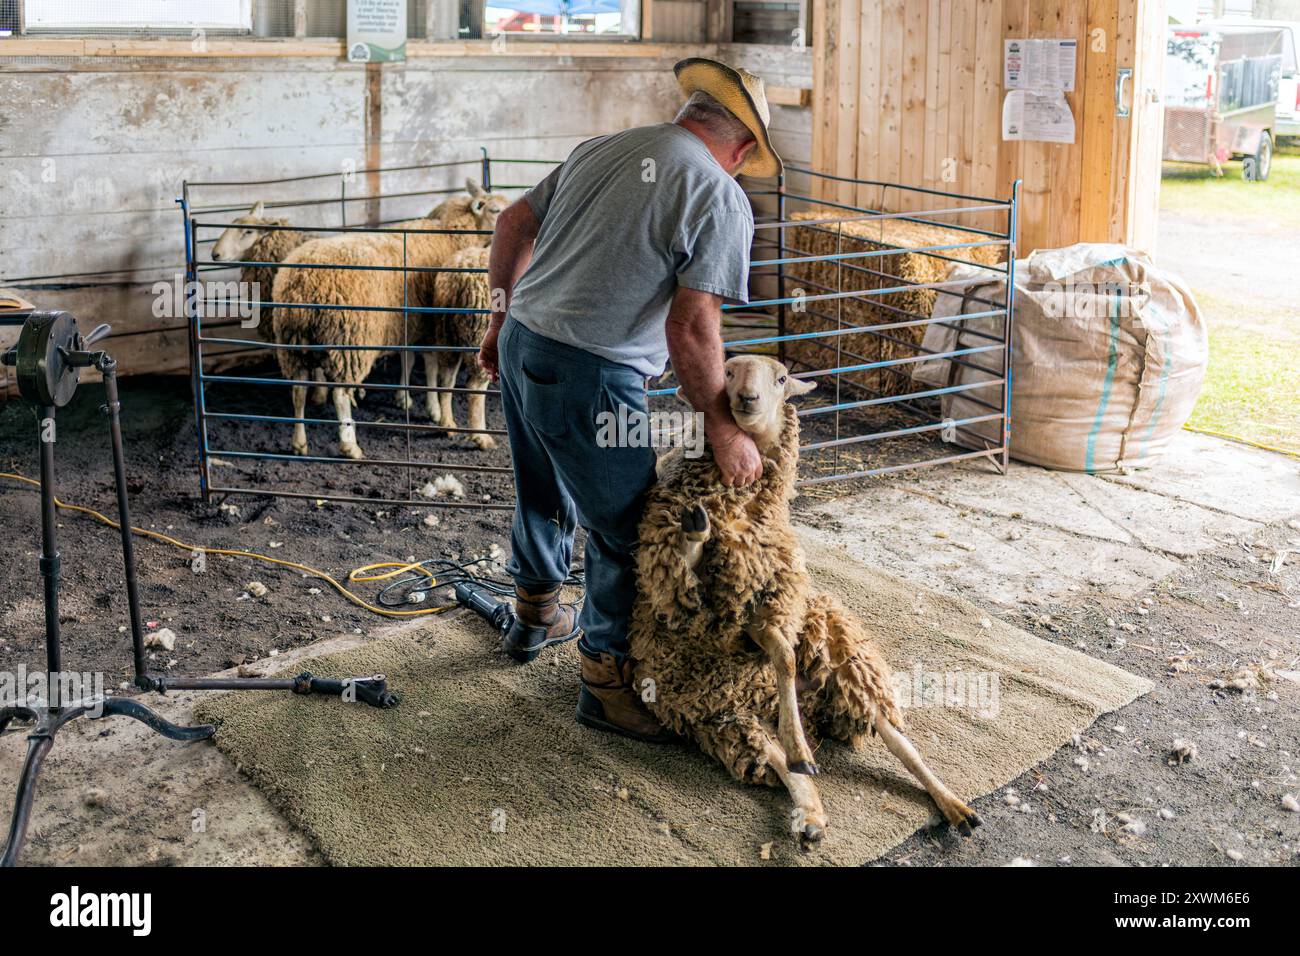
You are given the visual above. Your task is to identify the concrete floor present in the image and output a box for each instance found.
[3,430,1297,865]
[800,430,1300,609]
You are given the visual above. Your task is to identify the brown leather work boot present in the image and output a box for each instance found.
[503,584,580,664]
[576,641,676,743]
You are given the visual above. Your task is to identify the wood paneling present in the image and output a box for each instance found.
[811,0,1168,254]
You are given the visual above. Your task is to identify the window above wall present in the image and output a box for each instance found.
[4,0,646,41]
[22,0,253,32]
[475,0,640,39]
[732,1,802,46]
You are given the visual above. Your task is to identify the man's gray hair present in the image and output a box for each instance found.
[675,90,755,147]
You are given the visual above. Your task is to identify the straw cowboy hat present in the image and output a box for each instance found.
[674,57,783,178]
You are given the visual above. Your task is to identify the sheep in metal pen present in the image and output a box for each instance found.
[270,180,509,459]
[428,245,496,450]
[209,201,319,397]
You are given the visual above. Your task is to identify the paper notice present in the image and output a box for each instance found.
[1004,39,1077,92]
[347,0,408,62]
[1002,90,1076,144]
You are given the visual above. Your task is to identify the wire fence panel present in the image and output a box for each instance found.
[181,152,1018,511]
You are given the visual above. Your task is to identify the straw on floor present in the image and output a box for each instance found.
[196,534,1150,866]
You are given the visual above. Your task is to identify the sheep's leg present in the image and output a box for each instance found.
[291,385,309,456]
[309,368,328,406]
[422,351,442,424]
[679,503,710,572]
[874,716,982,836]
[438,353,462,432]
[464,365,496,449]
[395,350,414,411]
[761,735,828,843]
[334,387,363,460]
[749,623,819,775]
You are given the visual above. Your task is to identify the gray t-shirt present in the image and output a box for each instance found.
[508,123,754,377]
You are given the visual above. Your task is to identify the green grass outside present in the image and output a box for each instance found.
[1182,290,1300,456]
[1161,139,1300,456]
[1161,139,1300,221]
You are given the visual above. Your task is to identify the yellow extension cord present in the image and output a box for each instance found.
[0,471,458,618]
[1181,424,1299,459]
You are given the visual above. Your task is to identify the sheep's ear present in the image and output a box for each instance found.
[785,376,817,397]
[249,200,265,217]
[465,178,485,197]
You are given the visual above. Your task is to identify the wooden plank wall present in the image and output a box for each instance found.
[812,0,1168,254]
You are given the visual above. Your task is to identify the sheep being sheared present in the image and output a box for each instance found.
[428,245,495,449]
[629,355,982,843]
[271,180,508,459]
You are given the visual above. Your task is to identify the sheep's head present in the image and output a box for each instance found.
[211,201,276,262]
[723,355,815,447]
[465,178,510,232]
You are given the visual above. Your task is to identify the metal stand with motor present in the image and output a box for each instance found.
[0,310,399,867]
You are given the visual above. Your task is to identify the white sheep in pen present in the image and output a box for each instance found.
[630,354,982,843]
[210,193,452,405]
[428,245,496,449]
[271,180,508,459]
[210,202,315,392]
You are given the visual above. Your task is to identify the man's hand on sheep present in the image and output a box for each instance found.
[665,286,762,487]
[707,419,763,487]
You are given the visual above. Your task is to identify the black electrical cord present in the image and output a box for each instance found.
[372,556,585,611]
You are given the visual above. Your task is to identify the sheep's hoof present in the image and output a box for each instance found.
[425,405,442,425]
[394,393,413,411]
[955,809,983,838]
[941,799,982,837]
[468,434,497,450]
[789,760,820,776]
[340,444,365,461]
[799,822,825,844]
[681,503,710,540]
[291,442,309,457]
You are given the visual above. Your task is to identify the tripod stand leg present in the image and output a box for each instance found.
[37,404,62,680]
[96,698,216,742]
[0,730,56,868]
[100,365,149,681]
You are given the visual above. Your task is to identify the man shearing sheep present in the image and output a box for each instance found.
[478,58,783,742]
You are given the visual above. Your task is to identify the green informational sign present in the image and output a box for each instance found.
[347,0,407,63]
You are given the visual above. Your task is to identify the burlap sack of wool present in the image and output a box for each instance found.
[911,243,1208,473]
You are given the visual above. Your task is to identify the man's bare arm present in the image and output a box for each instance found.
[479,198,541,380]
[665,286,762,487]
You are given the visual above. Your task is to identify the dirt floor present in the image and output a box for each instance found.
[1,366,1297,866]
[0,368,519,683]
[880,530,1300,866]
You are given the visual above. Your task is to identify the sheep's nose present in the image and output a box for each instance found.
[738,392,759,406]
